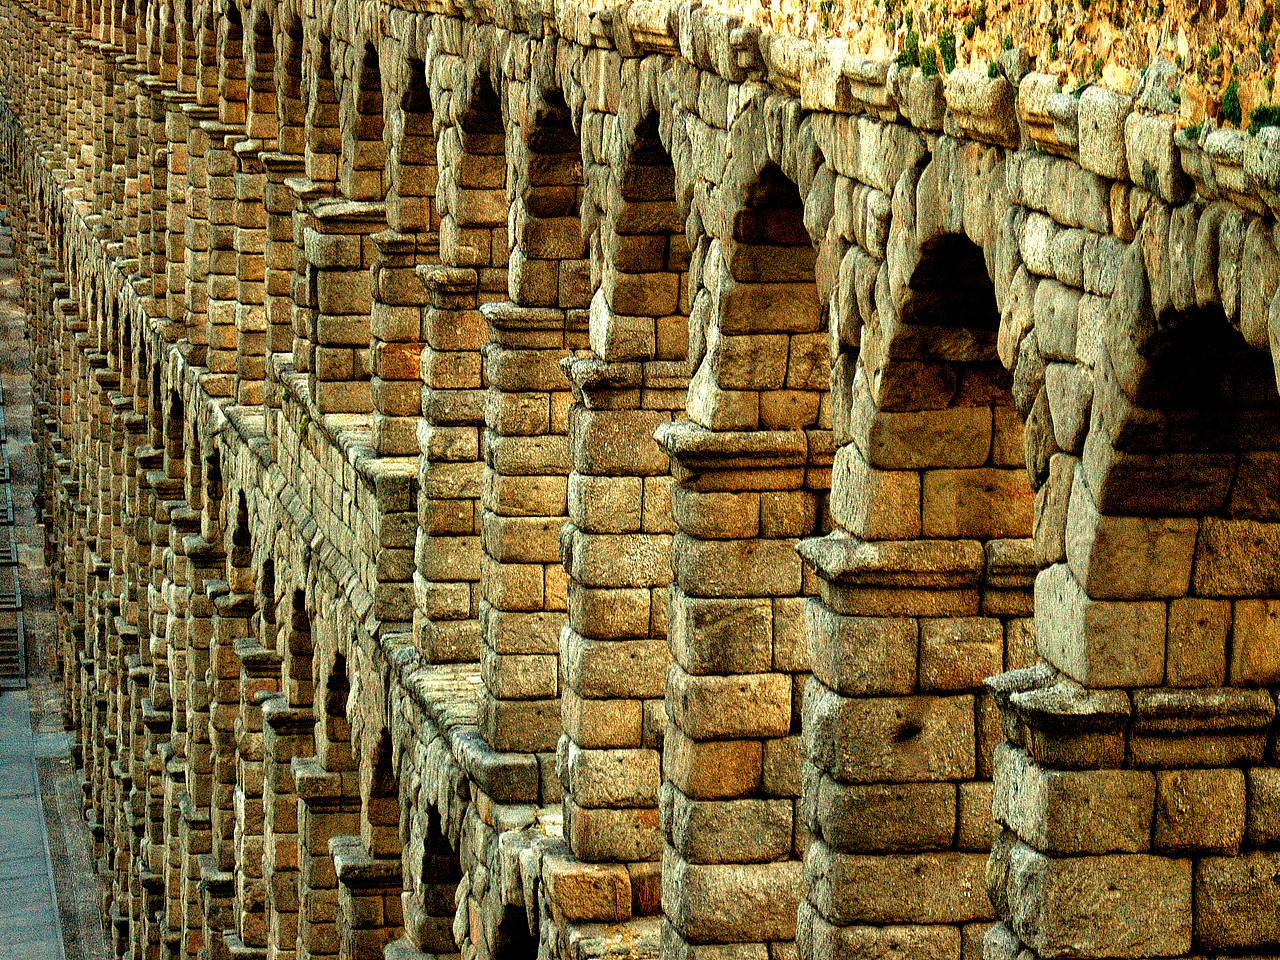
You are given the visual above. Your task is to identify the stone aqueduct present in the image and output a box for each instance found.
[5,0,1280,954]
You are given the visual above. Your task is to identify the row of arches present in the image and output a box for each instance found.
[15,0,1280,957]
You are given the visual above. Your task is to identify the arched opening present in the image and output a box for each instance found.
[258,557,277,645]
[319,650,352,770]
[559,109,690,867]
[340,42,385,201]
[722,162,824,430]
[412,73,505,664]
[370,56,437,455]
[217,3,246,126]
[194,1,219,108]
[262,586,318,960]
[245,9,276,144]
[175,0,197,93]
[476,82,587,762]
[799,200,1034,955]
[662,156,829,956]
[386,58,436,233]
[156,0,178,83]
[284,588,313,706]
[275,20,305,155]
[333,728,404,960]
[305,33,340,190]
[165,389,185,479]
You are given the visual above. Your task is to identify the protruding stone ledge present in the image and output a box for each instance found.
[1131,687,1275,767]
[943,69,1019,148]
[330,834,402,887]
[654,420,807,473]
[232,638,282,678]
[986,662,1129,769]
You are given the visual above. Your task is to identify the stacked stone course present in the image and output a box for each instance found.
[14,0,1280,958]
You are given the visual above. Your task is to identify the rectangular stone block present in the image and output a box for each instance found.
[919,617,1002,691]
[666,665,792,740]
[922,468,1032,539]
[804,843,992,925]
[1166,597,1228,687]
[811,775,956,852]
[804,601,917,696]
[1034,563,1165,687]
[802,680,975,783]
[1003,845,1191,958]
[662,850,803,943]
[1195,852,1280,950]
[664,789,793,864]
[668,587,773,676]
[1065,468,1198,599]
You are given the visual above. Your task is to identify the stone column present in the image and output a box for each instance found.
[180,103,218,365]
[259,152,306,415]
[556,110,690,870]
[303,200,382,414]
[654,160,830,956]
[284,177,331,380]
[233,139,267,405]
[204,125,248,397]
[262,694,315,960]
[369,230,432,456]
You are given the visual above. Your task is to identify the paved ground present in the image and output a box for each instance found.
[0,208,110,960]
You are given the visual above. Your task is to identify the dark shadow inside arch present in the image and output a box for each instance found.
[883,232,1006,412]
[391,57,437,232]
[902,233,1000,331]
[247,10,276,142]
[1140,307,1280,417]
[285,588,314,706]
[344,42,385,199]
[619,111,690,362]
[734,163,814,249]
[306,33,341,189]
[277,21,305,155]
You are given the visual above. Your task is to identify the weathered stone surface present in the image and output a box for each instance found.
[996,841,1192,959]
[23,6,1280,959]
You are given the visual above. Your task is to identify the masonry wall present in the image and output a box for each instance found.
[9,0,1280,958]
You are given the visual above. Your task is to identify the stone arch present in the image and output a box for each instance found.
[201,442,225,532]
[987,209,1280,956]
[330,722,405,960]
[175,0,198,93]
[411,66,507,666]
[118,303,134,385]
[257,554,277,647]
[385,56,435,233]
[396,734,465,958]
[798,146,1033,952]
[147,351,165,451]
[317,641,354,771]
[304,30,340,189]
[659,112,831,955]
[164,387,185,479]
[194,0,220,108]
[283,586,314,707]
[154,0,178,83]
[509,81,588,308]
[216,1,247,125]
[339,40,385,201]
[368,53,436,455]
[262,584,318,960]
[244,2,276,143]
[557,106,692,867]
[274,13,305,154]
[686,160,828,431]
[473,71,590,764]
